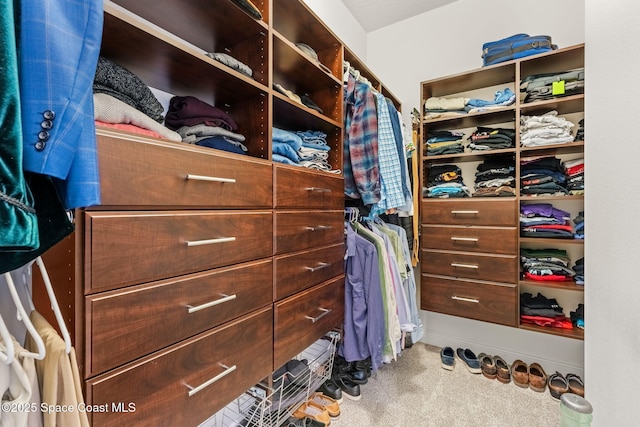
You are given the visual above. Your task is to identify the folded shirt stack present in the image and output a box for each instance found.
[573,211,585,239]
[564,158,584,195]
[425,130,465,156]
[573,257,585,285]
[520,248,575,282]
[424,164,470,198]
[574,118,584,141]
[520,68,585,103]
[423,87,516,120]
[570,303,584,329]
[467,126,515,151]
[272,128,338,173]
[520,203,574,239]
[520,156,568,196]
[520,111,575,148]
[472,155,515,197]
[520,292,573,329]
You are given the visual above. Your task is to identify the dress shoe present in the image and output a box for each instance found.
[566,373,584,397]
[511,359,529,388]
[548,372,569,400]
[333,374,361,401]
[528,362,547,392]
[493,355,511,384]
[317,378,342,404]
[478,353,497,380]
[292,401,330,426]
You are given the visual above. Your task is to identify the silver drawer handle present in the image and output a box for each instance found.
[451,263,479,269]
[305,262,330,272]
[451,295,479,303]
[305,225,332,232]
[305,187,332,193]
[451,210,479,214]
[185,364,237,397]
[186,237,236,247]
[186,174,236,184]
[187,294,237,314]
[305,307,332,323]
[450,237,479,242]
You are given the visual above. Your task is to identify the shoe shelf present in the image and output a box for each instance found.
[203,332,338,426]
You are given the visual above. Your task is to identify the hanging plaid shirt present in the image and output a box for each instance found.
[343,72,380,205]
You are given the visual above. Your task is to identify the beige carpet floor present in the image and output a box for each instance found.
[332,343,561,427]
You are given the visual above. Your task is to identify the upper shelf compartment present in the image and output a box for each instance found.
[107,0,269,86]
[421,62,516,100]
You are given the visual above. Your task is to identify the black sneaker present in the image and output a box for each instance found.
[318,378,342,404]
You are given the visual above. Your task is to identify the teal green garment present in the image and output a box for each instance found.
[374,223,408,281]
[0,0,38,251]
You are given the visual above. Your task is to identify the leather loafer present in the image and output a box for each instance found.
[478,353,497,380]
[494,355,511,384]
[548,372,569,400]
[511,359,529,388]
[528,362,547,392]
[566,373,585,397]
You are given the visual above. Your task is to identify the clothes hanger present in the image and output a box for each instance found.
[2,272,46,360]
[0,312,15,364]
[33,256,72,354]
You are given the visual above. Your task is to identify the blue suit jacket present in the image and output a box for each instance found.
[19,0,103,209]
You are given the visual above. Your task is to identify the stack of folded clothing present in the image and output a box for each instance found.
[520,248,575,282]
[520,203,574,239]
[520,156,568,196]
[272,127,302,165]
[165,95,248,155]
[573,211,585,239]
[423,87,515,120]
[520,111,575,147]
[520,67,585,103]
[473,156,515,197]
[425,130,465,156]
[573,257,584,285]
[271,128,338,173]
[93,57,181,141]
[520,292,573,329]
[424,164,470,198]
[467,127,515,151]
[570,303,584,329]
[574,118,584,141]
[205,52,253,78]
[564,158,584,195]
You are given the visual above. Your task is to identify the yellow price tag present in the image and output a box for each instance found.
[552,80,566,95]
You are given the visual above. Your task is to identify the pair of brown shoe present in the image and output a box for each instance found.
[511,360,547,392]
[478,353,511,384]
[548,372,585,400]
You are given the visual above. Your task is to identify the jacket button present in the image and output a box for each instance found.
[38,130,50,141]
[35,141,46,151]
[43,110,55,120]
[40,119,53,130]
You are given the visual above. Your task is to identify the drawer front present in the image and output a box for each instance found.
[87,307,273,427]
[274,276,344,368]
[274,210,344,254]
[96,132,273,208]
[86,210,273,292]
[274,166,344,209]
[422,199,518,226]
[274,243,345,301]
[421,274,517,327]
[421,250,517,283]
[87,259,273,376]
[421,225,517,255]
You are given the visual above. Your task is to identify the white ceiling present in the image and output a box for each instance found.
[341,0,458,32]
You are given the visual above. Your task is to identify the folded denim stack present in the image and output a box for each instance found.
[423,164,470,198]
[520,248,575,282]
[425,130,465,156]
[520,156,568,196]
[520,68,585,103]
[520,203,574,239]
[520,111,575,148]
[467,126,515,151]
[564,158,584,195]
[472,155,516,197]
[295,130,335,172]
[520,292,573,329]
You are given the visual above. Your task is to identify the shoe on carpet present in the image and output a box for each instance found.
[528,362,548,392]
[317,378,342,404]
[292,401,330,426]
[493,355,511,384]
[478,353,497,380]
[548,372,569,400]
[456,348,481,374]
[440,346,455,370]
[286,416,326,427]
[308,392,340,419]
[511,359,529,388]
[566,373,585,397]
[333,374,361,401]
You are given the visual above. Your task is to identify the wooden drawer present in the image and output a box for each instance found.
[96,131,273,208]
[85,210,273,293]
[86,307,273,427]
[274,165,344,209]
[86,259,273,377]
[274,276,344,368]
[274,243,345,301]
[421,274,517,327]
[274,210,344,254]
[422,199,518,226]
[421,225,517,255]
[421,250,517,283]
